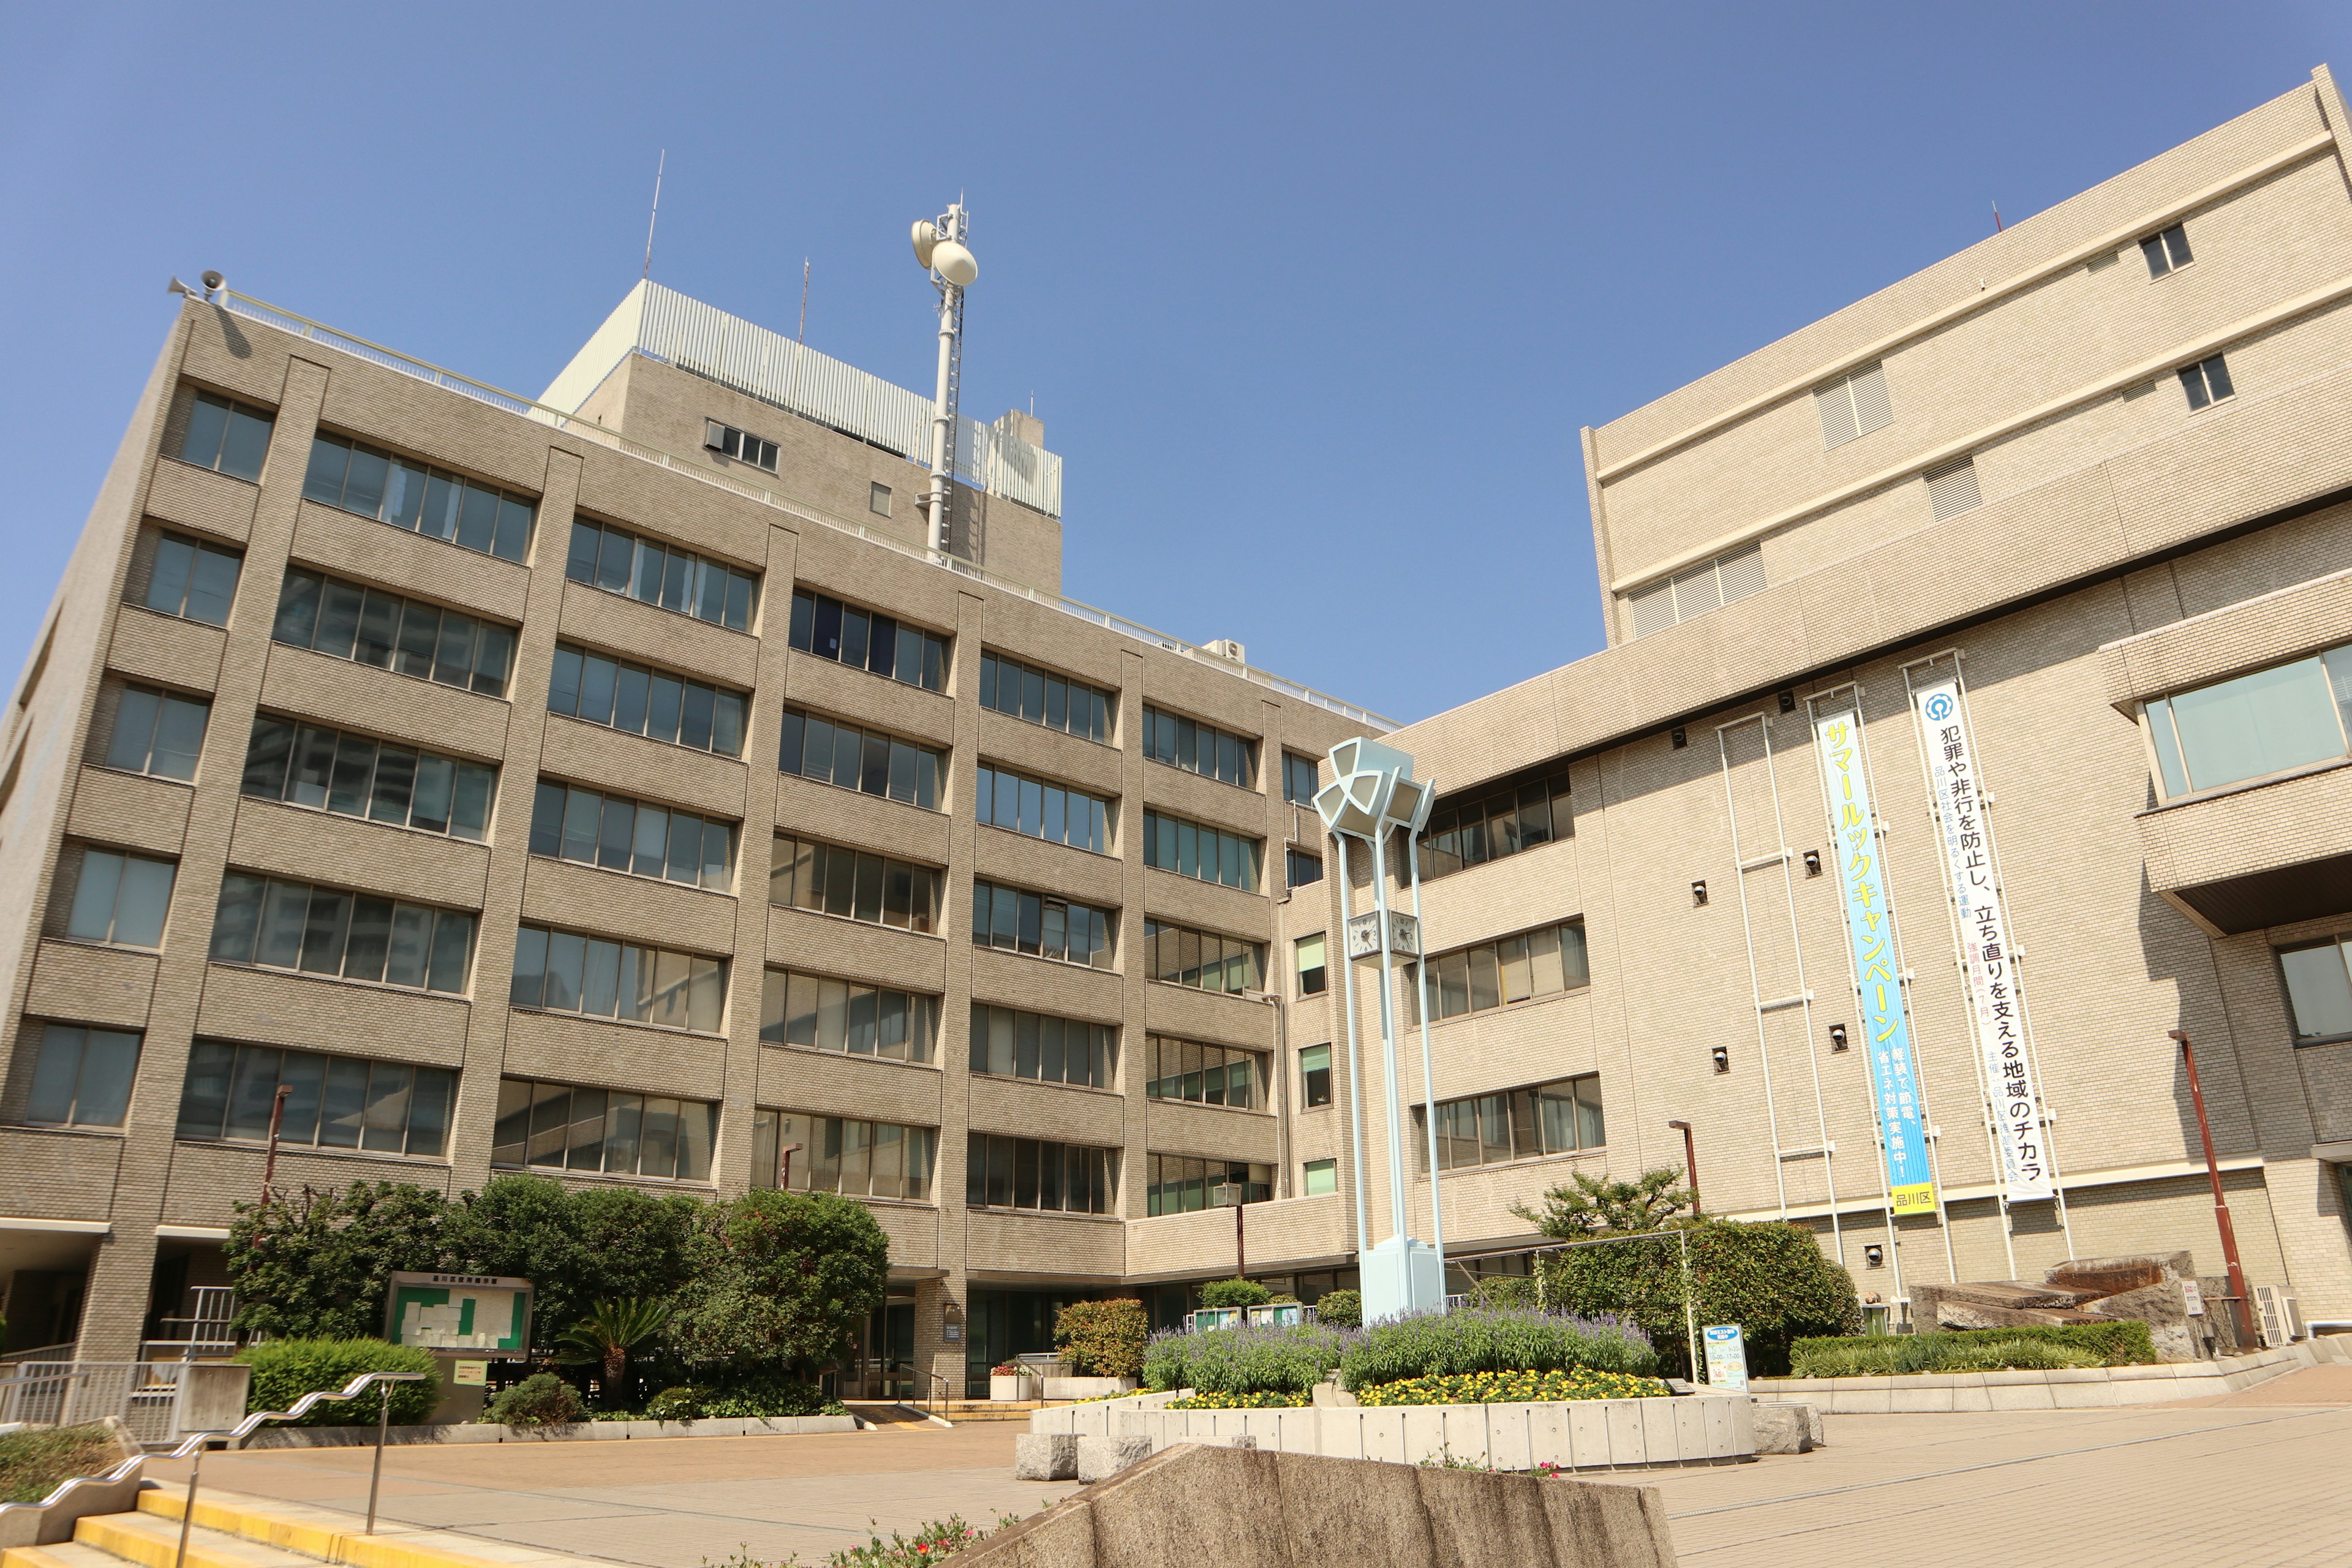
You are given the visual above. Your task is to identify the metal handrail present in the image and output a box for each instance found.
[214,290,1399,733]
[924,1372,950,1419]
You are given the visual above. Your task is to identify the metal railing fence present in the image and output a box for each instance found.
[217,291,1396,733]
[0,1360,193,1444]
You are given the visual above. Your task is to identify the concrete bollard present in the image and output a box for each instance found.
[1075,1434,1154,1483]
[1014,1433,1081,1480]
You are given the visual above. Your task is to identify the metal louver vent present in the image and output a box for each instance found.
[1716,542,1766,603]
[1815,363,1892,449]
[1629,579,1676,638]
[1925,456,1981,521]
[1623,543,1769,638]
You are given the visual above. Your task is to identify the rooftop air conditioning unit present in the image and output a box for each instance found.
[1203,639,1246,665]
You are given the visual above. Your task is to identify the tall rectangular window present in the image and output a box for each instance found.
[1145,1036,1264,1109]
[566,518,758,632]
[273,570,514,699]
[1299,1042,1332,1108]
[2179,354,2235,412]
[1144,919,1263,993]
[1141,707,1257,788]
[778,707,941,809]
[1302,1157,1338,1196]
[769,834,940,934]
[969,1003,1117,1088]
[242,716,494,840]
[1144,1155,1272,1215]
[1286,848,1323,888]
[1294,933,1327,997]
[105,685,210,782]
[2278,936,2352,1042]
[209,873,474,995]
[965,1132,1117,1214]
[974,764,1110,853]
[528,779,733,891]
[24,1023,142,1128]
[508,925,725,1033]
[1142,810,1261,891]
[304,434,535,563]
[970,880,1115,969]
[788,589,947,692]
[754,1110,936,1200]
[979,652,1112,742]
[1411,1073,1604,1171]
[2143,644,2352,800]
[1408,922,1590,1023]
[177,391,274,483]
[1419,769,1571,880]
[546,643,745,758]
[62,846,176,948]
[144,532,243,627]
[176,1039,451,1157]
[764,968,940,1063]
[2141,223,2194,278]
[491,1077,715,1181]
[1283,753,1320,805]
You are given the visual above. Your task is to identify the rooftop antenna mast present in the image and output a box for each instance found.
[642,151,666,281]
[910,202,977,562]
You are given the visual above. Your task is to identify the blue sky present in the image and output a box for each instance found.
[4,2,2346,724]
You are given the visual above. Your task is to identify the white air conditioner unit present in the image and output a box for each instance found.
[1202,639,1246,665]
[2255,1284,2304,1348]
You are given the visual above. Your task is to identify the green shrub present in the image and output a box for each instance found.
[1356,1368,1670,1406]
[1338,1310,1655,1392]
[696,1366,847,1419]
[1054,1299,1148,1379]
[643,1385,707,1421]
[237,1339,439,1427]
[486,1372,582,1427]
[0,1425,123,1506]
[1466,1276,1541,1310]
[1314,1289,1362,1328]
[1786,1321,2155,1377]
[1197,1279,1272,1310]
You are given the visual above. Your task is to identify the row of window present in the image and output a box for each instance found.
[1144,1155,1273,1215]
[243,716,495,840]
[1419,771,1571,880]
[971,879,1114,968]
[178,392,273,483]
[1144,1036,1264,1109]
[1414,1074,1606,1171]
[968,1003,1117,1088]
[528,780,734,891]
[1144,919,1265,993]
[550,643,747,758]
[1409,922,1592,1023]
[144,532,241,627]
[492,1076,718,1181]
[568,518,758,631]
[1140,706,1256,788]
[1142,810,1261,891]
[2144,639,2352,802]
[966,1132,1118,1215]
[975,764,1109,853]
[509,925,726,1033]
[770,834,942,933]
[755,1110,936,1200]
[306,434,535,564]
[761,968,941,1062]
[789,588,947,691]
[778,707,943,809]
[706,420,779,473]
[179,1040,454,1158]
[211,873,476,994]
[275,569,516,698]
[980,652,1112,742]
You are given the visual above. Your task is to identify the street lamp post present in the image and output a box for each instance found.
[2168,1030,2255,1345]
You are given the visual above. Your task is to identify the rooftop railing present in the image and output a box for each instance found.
[221,292,1396,733]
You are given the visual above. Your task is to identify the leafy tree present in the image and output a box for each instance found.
[1198,1279,1272,1310]
[442,1176,694,1347]
[555,1298,670,1390]
[668,1189,888,1378]
[224,1183,449,1340]
[1054,1299,1148,1378]
[1510,1167,1692,1239]
[1314,1289,1362,1328]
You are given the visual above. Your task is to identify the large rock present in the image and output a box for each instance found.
[1076,1434,1154,1483]
[1754,1403,1819,1454]
[1014,1433,1079,1481]
[2045,1253,2193,1297]
[965,1442,1677,1568]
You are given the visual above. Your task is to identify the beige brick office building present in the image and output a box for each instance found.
[7,67,2352,1392]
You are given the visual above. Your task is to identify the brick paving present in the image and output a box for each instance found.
[155,1388,2352,1568]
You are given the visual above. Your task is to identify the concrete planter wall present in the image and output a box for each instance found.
[1032,1390,1751,1472]
[239,1414,859,1447]
[990,1374,1042,1401]
[1749,1337,2343,1413]
[1042,1376,1136,1400]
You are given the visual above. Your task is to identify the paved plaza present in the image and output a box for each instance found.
[151,1371,2352,1567]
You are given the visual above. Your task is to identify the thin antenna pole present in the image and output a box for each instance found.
[798,258,810,344]
[1991,200,2004,233]
[642,151,666,281]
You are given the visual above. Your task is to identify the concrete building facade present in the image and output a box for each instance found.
[7,67,2352,1389]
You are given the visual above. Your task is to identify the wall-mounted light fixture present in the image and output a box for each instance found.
[1804,849,1822,877]
[1829,1023,1849,1052]
[1670,726,1687,749]
[1710,1045,1730,1074]
[1691,880,1708,907]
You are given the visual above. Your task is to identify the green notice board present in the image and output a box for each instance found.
[385,1272,533,1352]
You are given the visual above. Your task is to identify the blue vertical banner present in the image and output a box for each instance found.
[1814,707,1939,1216]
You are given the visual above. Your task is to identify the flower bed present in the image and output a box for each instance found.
[1166,1390,1313,1410]
[1787,1322,2155,1378]
[1357,1368,1671,1406]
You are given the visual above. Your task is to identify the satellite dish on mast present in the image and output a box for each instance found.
[931,240,978,286]
[911,221,940,271]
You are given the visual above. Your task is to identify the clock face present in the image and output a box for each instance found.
[1346,911,1420,958]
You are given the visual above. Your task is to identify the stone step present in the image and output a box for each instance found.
[76,1509,324,1568]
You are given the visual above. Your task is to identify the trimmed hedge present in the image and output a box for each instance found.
[1787,1321,2157,1377]
[1313,1289,1362,1329]
[1055,1298,1148,1378]
[1338,1309,1656,1392]
[238,1338,439,1426]
[1197,1280,1273,1310]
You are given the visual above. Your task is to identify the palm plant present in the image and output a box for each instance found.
[554,1297,670,1389]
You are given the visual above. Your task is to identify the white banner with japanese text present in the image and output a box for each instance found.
[1912,676,2056,1202]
